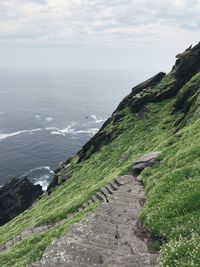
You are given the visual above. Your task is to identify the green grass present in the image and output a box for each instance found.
[0,71,200,266]
[141,115,200,266]
[0,204,99,267]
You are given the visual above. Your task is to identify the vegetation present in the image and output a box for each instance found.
[0,69,200,266]
[0,205,98,267]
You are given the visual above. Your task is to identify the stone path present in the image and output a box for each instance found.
[0,177,134,252]
[30,175,157,267]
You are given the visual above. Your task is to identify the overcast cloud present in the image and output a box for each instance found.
[0,0,199,70]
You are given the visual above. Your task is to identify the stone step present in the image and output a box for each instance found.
[113,178,122,187]
[40,241,139,265]
[40,242,106,266]
[100,188,110,198]
[82,202,89,209]
[103,186,113,195]
[115,175,134,185]
[78,207,85,213]
[91,195,100,203]
[109,192,139,201]
[105,184,115,194]
[4,239,14,249]
[0,176,138,254]
[87,199,94,206]
[29,175,155,267]
[32,225,49,234]
[32,261,98,267]
[95,192,107,201]
[109,181,119,191]
[55,219,66,226]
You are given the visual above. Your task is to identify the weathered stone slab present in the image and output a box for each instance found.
[132,152,161,175]
[33,225,48,234]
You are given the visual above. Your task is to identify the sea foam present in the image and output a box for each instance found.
[24,166,54,191]
[91,115,104,123]
[0,128,42,141]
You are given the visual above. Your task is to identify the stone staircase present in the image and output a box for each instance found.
[30,175,157,267]
[1,152,160,266]
[0,176,132,252]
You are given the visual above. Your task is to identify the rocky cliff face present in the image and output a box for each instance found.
[76,43,200,160]
[0,177,43,226]
[47,42,200,194]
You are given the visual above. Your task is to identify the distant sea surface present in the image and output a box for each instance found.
[0,69,136,189]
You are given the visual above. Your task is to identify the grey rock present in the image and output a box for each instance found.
[0,177,43,226]
[109,182,118,191]
[132,152,161,175]
[5,239,14,249]
[33,225,48,234]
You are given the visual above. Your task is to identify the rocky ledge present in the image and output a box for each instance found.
[0,177,43,226]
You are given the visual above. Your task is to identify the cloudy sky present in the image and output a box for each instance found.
[0,0,200,72]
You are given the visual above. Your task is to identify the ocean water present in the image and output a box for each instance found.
[0,69,135,190]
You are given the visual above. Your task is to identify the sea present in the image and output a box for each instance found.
[0,69,139,190]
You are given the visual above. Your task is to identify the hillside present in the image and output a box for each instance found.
[0,42,200,266]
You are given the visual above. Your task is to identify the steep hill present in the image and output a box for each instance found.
[0,42,200,266]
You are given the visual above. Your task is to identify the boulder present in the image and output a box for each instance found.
[174,42,200,83]
[0,177,43,226]
[132,152,161,176]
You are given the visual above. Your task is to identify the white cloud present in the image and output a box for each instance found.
[0,0,199,46]
[0,0,199,71]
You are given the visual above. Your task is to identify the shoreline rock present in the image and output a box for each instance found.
[0,177,43,226]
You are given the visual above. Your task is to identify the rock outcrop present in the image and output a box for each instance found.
[132,152,161,176]
[47,157,74,194]
[0,177,43,226]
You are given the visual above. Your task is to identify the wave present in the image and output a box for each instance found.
[0,121,99,142]
[49,123,76,136]
[24,166,54,191]
[91,115,104,123]
[34,176,50,191]
[50,123,99,137]
[25,166,54,174]
[0,128,42,141]
[76,128,99,135]
[45,127,58,131]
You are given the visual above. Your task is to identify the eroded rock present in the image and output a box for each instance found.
[0,177,43,226]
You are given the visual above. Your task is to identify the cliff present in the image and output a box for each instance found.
[0,42,200,266]
[48,42,200,193]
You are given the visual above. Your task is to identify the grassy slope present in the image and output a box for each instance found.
[142,75,200,266]
[0,98,174,266]
[0,72,200,266]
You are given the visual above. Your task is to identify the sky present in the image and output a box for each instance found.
[0,0,200,72]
